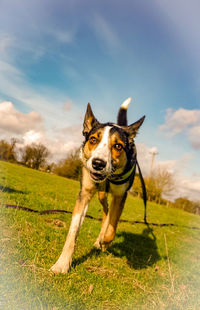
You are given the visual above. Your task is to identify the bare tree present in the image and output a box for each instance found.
[154,167,174,198]
[0,139,17,162]
[132,166,174,204]
[131,175,143,198]
[146,167,174,203]
[21,143,50,170]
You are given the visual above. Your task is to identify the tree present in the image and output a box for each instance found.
[173,197,200,215]
[132,166,175,204]
[0,139,17,162]
[21,143,50,170]
[146,167,174,203]
[53,148,82,180]
[131,175,143,198]
[145,177,162,203]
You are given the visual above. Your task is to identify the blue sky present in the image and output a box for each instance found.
[0,0,200,199]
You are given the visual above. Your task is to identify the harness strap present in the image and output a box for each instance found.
[108,162,136,185]
[96,158,148,224]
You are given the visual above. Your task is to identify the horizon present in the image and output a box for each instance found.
[0,0,200,201]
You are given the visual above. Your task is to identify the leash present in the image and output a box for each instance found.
[108,162,136,185]
[2,204,98,219]
[2,159,148,223]
[2,204,200,231]
[136,160,147,224]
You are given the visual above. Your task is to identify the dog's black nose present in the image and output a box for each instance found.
[92,158,106,171]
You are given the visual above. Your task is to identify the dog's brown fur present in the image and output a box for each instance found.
[50,99,145,273]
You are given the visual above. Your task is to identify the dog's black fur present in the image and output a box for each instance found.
[50,99,145,274]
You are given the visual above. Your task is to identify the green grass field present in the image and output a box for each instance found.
[0,161,200,309]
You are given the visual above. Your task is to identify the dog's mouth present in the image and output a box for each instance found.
[90,171,107,182]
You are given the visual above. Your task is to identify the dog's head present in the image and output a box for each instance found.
[81,99,145,183]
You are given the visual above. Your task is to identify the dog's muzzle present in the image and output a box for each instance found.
[89,158,107,182]
[92,158,106,171]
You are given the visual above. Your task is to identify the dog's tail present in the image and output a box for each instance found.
[117,97,132,126]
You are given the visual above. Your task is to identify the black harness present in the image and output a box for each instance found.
[108,159,136,189]
[96,155,147,223]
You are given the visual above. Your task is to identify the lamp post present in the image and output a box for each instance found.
[149,148,158,176]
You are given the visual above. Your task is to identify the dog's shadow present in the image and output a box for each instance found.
[108,225,160,269]
[0,185,25,194]
[73,225,160,270]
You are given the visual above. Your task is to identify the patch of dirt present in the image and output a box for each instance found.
[44,219,66,229]
[86,265,117,278]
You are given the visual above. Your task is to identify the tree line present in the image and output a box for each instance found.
[0,138,81,177]
[0,139,50,170]
[0,138,199,215]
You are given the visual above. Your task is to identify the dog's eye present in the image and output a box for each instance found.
[89,136,97,145]
[114,144,123,151]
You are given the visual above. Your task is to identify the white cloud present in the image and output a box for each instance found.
[0,60,80,129]
[49,124,83,161]
[187,126,200,149]
[23,130,43,145]
[0,100,83,161]
[149,147,158,154]
[176,175,200,201]
[0,101,43,136]
[18,125,83,162]
[159,108,200,149]
[160,108,200,136]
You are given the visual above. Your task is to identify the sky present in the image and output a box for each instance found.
[0,0,200,200]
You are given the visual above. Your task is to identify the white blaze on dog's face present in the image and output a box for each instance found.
[82,126,112,182]
[88,126,112,171]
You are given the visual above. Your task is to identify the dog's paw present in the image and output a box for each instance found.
[50,260,71,274]
[94,239,111,252]
[100,242,109,252]
[93,239,101,249]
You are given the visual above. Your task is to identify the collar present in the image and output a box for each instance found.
[96,156,137,192]
[108,159,136,185]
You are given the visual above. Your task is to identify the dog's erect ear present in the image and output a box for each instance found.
[124,115,145,140]
[83,103,99,136]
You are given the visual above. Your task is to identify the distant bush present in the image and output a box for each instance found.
[173,197,200,215]
[53,149,82,181]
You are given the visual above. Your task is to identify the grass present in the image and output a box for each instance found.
[0,161,200,309]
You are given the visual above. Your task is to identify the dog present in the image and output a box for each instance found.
[50,98,145,273]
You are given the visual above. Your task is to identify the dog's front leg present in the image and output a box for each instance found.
[94,191,109,249]
[50,178,96,274]
[94,193,127,251]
